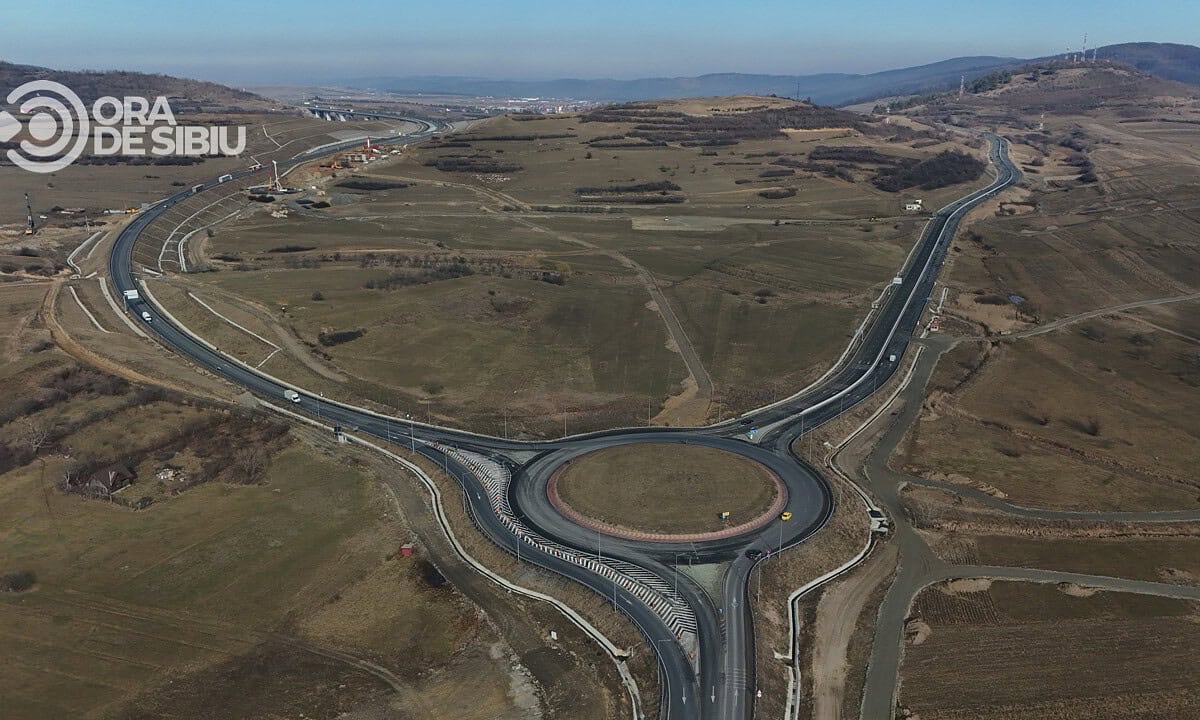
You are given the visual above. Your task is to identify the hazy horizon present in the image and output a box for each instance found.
[4,0,1199,86]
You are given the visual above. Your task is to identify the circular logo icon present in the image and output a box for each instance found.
[3,80,91,174]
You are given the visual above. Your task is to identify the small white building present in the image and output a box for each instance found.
[903,199,924,212]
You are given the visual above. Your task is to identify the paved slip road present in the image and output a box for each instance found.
[107,125,1020,720]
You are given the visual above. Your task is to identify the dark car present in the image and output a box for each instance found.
[745,549,764,561]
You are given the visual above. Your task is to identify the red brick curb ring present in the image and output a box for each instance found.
[546,458,788,543]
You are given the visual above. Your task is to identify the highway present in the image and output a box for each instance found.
[107,121,1019,720]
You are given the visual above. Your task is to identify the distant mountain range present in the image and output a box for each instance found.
[342,42,1200,106]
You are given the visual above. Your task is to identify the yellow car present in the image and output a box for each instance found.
[780,511,793,521]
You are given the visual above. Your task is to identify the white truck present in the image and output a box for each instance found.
[283,389,301,403]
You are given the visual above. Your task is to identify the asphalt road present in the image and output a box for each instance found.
[107,126,1020,720]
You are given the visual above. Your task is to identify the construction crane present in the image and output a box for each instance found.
[24,192,35,235]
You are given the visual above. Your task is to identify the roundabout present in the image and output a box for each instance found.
[105,122,1019,720]
[547,443,786,541]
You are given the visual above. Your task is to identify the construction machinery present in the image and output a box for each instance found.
[24,192,35,235]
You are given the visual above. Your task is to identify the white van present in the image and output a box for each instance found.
[140,311,152,322]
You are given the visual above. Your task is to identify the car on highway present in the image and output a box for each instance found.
[140,310,152,322]
[868,508,890,533]
[780,511,793,521]
[744,549,764,561]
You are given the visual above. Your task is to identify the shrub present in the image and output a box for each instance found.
[575,181,680,194]
[872,150,985,192]
[0,571,35,593]
[311,291,324,301]
[317,328,365,346]
[758,188,797,199]
[335,179,411,191]
[364,263,474,290]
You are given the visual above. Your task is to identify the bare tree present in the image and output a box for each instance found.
[233,445,269,484]
[18,418,49,456]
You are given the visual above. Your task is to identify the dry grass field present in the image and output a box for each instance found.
[897,66,1200,512]
[0,280,540,720]
[971,535,1200,584]
[163,97,989,434]
[901,317,1200,511]
[899,580,1200,719]
[554,443,778,534]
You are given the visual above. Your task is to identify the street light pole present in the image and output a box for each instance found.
[673,553,681,602]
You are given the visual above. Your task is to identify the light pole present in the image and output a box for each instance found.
[317,392,323,420]
[407,413,415,451]
[673,553,687,602]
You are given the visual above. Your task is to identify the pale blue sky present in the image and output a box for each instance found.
[3,0,1197,84]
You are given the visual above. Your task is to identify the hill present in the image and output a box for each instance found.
[342,56,1020,106]
[344,43,1200,107]
[0,61,271,110]
[898,60,1200,123]
[1095,42,1200,86]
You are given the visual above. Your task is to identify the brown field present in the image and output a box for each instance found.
[971,535,1200,585]
[0,284,540,720]
[902,315,1200,511]
[899,83,1200,511]
[554,443,778,534]
[899,580,1200,719]
[159,98,988,434]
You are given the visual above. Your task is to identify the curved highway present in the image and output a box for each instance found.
[106,122,1020,720]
